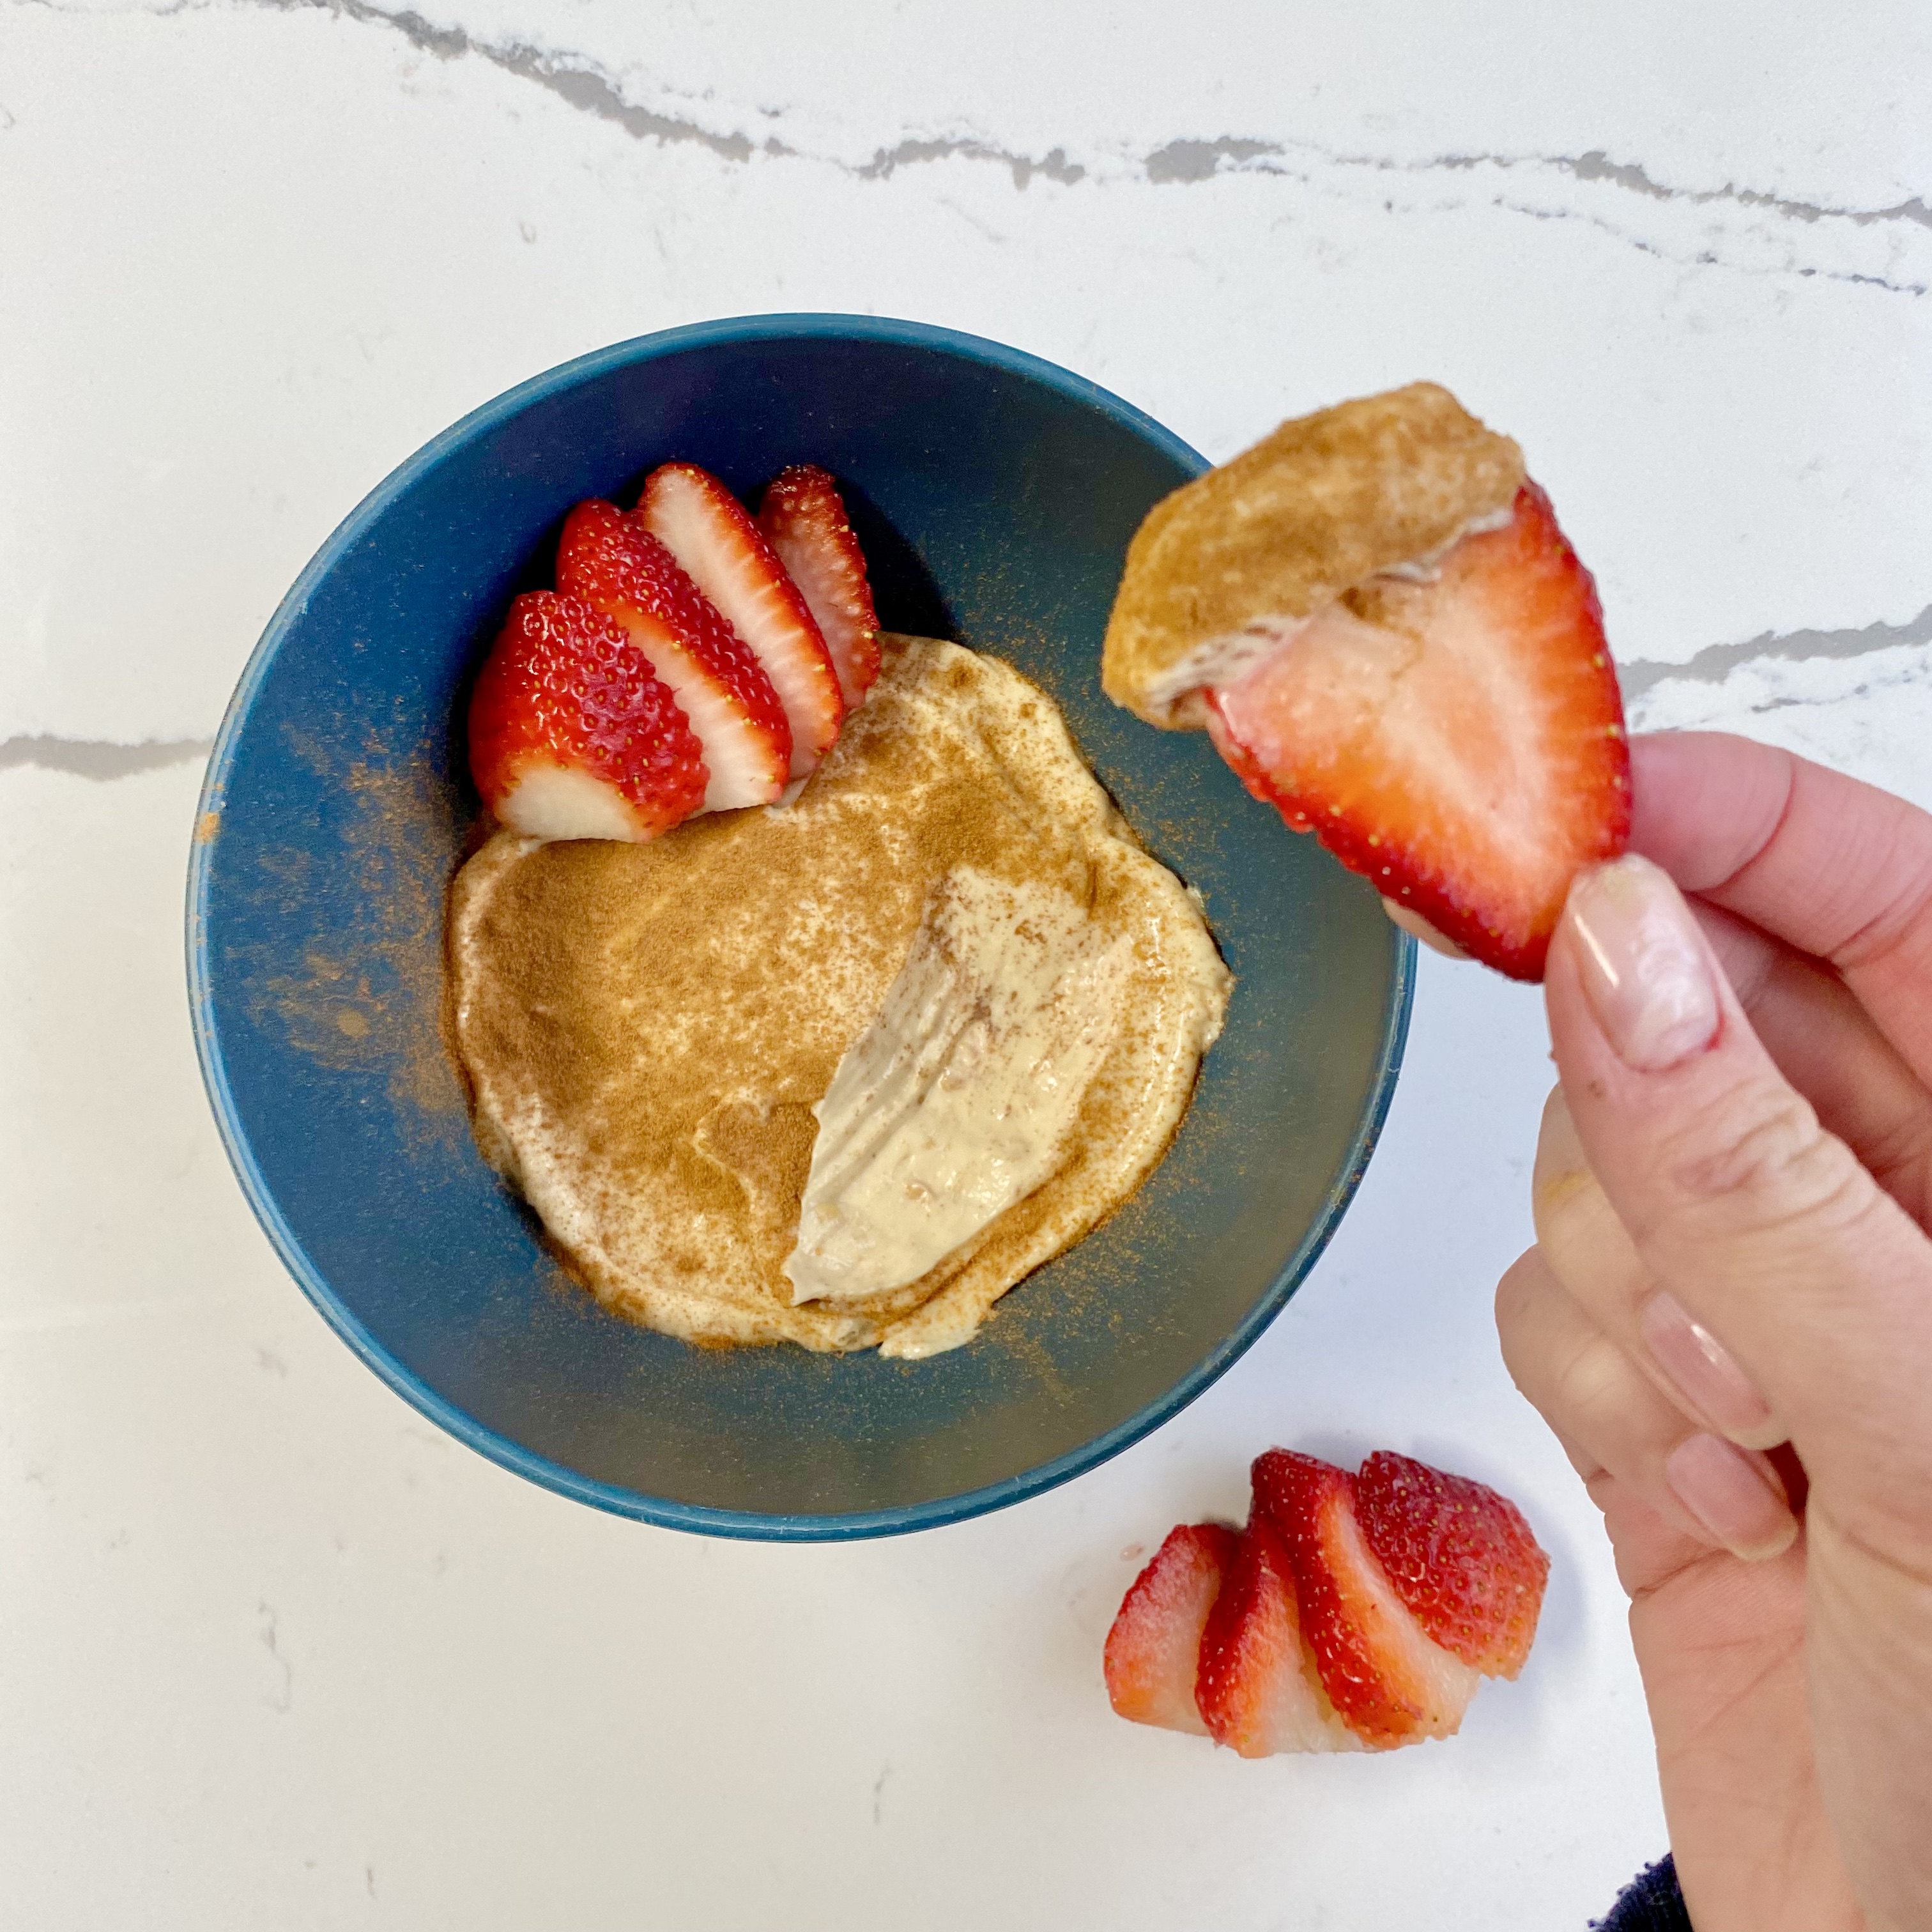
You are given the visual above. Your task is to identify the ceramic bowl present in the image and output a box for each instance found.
[187,315,1412,1539]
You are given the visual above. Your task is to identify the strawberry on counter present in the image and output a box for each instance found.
[1194,1514,1361,1757]
[1103,1446,1549,1757]
[1252,1450,1482,1749]
[1104,1522,1237,1738]
[1354,1450,1551,1680]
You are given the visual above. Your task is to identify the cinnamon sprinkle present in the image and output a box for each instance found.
[445,636,1230,1355]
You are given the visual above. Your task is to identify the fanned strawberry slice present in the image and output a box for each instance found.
[1103,1523,1236,1736]
[467,590,707,842]
[758,464,882,710]
[1252,1451,1480,1749]
[1204,482,1629,981]
[638,462,843,779]
[556,500,790,812]
[1354,1451,1550,1679]
[1195,1515,1361,1757]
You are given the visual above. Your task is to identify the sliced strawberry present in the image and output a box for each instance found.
[1204,482,1629,981]
[758,464,882,710]
[1354,1451,1550,1679]
[1103,1523,1236,1736]
[637,463,843,779]
[556,500,790,812]
[1252,1451,1480,1749]
[466,590,707,842]
[1195,1515,1361,1757]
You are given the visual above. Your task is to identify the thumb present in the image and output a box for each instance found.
[1545,854,1932,1507]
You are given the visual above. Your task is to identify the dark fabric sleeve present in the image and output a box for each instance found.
[1591,1853,1692,1931]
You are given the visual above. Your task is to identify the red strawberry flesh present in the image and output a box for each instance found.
[466,590,706,842]
[1252,1450,1480,1749]
[1204,482,1629,981]
[638,462,843,779]
[556,499,790,812]
[758,464,882,710]
[1195,1515,1361,1757]
[1354,1451,1550,1678]
[1103,1523,1236,1736]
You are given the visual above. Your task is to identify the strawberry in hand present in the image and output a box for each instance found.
[1206,484,1629,981]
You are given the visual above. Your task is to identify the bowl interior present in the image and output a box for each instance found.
[190,318,1410,1538]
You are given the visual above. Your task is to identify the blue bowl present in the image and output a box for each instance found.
[187,315,1412,1540]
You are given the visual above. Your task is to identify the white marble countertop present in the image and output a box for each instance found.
[3,4,1928,1926]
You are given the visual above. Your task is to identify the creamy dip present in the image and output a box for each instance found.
[446,635,1230,1358]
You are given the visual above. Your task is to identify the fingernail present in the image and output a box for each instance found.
[1665,1432,1797,1560]
[1565,855,1720,1071]
[1641,1292,1774,1439]
[1381,897,1468,960]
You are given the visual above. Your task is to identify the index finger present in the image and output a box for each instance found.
[1629,732,1932,1088]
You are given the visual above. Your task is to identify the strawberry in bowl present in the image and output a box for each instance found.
[188,315,1419,1539]
[468,463,878,843]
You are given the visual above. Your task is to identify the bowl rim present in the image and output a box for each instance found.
[186,312,1416,1542]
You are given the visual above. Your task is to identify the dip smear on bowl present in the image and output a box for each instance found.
[448,635,1230,1358]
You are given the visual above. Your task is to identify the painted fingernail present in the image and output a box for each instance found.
[1565,855,1721,1072]
[1665,1432,1797,1560]
[1641,1292,1774,1439]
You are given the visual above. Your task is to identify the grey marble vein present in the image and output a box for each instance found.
[1154,137,1932,231]
[0,736,214,778]
[31,0,1921,283]
[1560,150,1932,231]
[1145,137,1929,295]
[10,606,1925,778]
[1144,137,1282,184]
[1620,603,1932,701]
[857,137,1084,190]
[263,0,776,161]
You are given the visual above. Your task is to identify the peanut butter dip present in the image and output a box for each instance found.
[1101,383,1524,728]
[447,635,1230,1358]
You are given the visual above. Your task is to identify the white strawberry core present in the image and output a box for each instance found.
[1246,1567,1365,1755]
[496,763,645,843]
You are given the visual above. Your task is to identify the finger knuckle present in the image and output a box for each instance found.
[1494,1256,1537,1336]
[1531,1160,1598,1250]
[1549,1328,1629,1434]
[1533,1164,1645,1309]
[1662,1077,1878,1239]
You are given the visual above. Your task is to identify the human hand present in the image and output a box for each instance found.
[1493,732,1932,1932]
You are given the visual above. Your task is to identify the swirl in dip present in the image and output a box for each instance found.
[447,635,1230,1358]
